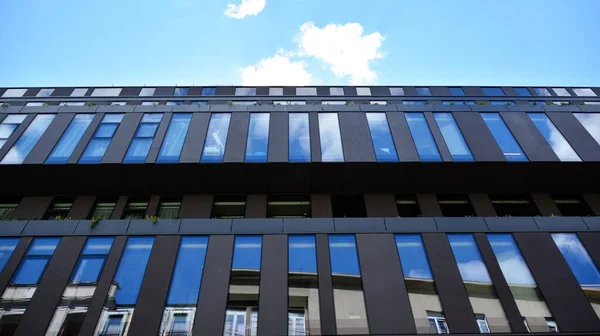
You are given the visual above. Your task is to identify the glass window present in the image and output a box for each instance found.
[112,237,154,305]
[527,113,581,161]
[1,114,56,164]
[438,194,475,217]
[318,113,344,162]
[366,113,398,162]
[70,88,88,96]
[108,102,126,106]
[403,101,427,105]
[231,101,256,106]
[449,87,465,96]
[289,113,311,162]
[59,102,85,106]
[267,195,310,218]
[274,100,306,105]
[70,237,114,284]
[482,88,505,96]
[235,87,256,96]
[481,113,528,161]
[90,200,116,220]
[0,202,19,221]
[574,113,600,146]
[173,88,189,96]
[529,101,547,106]
[330,87,344,96]
[396,194,421,217]
[79,114,124,163]
[288,235,320,335]
[370,100,387,105]
[433,113,473,161]
[427,312,449,334]
[321,101,346,105]
[166,101,184,106]
[1,89,27,98]
[36,88,54,97]
[573,88,596,97]
[211,196,246,219]
[0,114,27,149]
[514,88,531,96]
[245,113,270,162]
[533,88,551,96]
[0,238,20,272]
[416,87,432,96]
[139,88,155,96]
[201,87,216,96]
[157,113,192,163]
[289,236,317,273]
[390,87,405,96]
[296,87,317,95]
[269,87,283,95]
[12,237,60,285]
[26,102,45,106]
[552,195,594,216]
[191,101,208,105]
[122,201,148,219]
[395,235,433,280]
[490,194,539,216]
[405,113,441,161]
[91,88,122,97]
[201,113,231,163]
[442,101,475,105]
[490,101,515,105]
[123,113,163,163]
[44,200,73,219]
[157,200,181,219]
[46,114,94,164]
[356,87,371,96]
[332,195,366,218]
[552,88,570,96]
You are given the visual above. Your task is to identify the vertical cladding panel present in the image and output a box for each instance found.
[452,112,505,161]
[13,196,52,220]
[24,113,74,163]
[128,235,181,336]
[403,87,417,96]
[463,87,485,96]
[424,112,453,162]
[317,87,330,96]
[338,112,376,162]
[431,87,450,96]
[110,196,129,219]
[145,195,161,217]
[180,195,213,218]
[255,87,269,96]
[316,234,336,335]
[257,235,288,335]
[364,194,398,217]
[180,113,210,163]
[578,232,600,271]
[0,237,31,293]
[119,87,141,96]
[223,112,249,163]
[547,112,600,161]
[23,88,39,97]
[68,195,96,219]
[514,233,600,332]
[309,112,322,162]
[416,193,443,217]
[474,233,529,332]
[469,193,497,216]
[67,113,104,163]
[311,194,333,218]
[422,233,480,333]
[386,111,419,162]
[215,87,235,96]
[531,192,561,216]
[500,112,559,161]
[268,112,288,162]
[79,236,127,336]
[583,194,600,216]
[193,235,234,336]
[154,87,174,95]
[245,194,267,218]
[14,236,86,336]
[145,112,173,163]
[102,112,143,163]
[356,234,416,334]
[50,88,75,97]
[343,86,358,96]
[0,114,35,160]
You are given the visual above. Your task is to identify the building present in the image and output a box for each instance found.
[0,85,600,336]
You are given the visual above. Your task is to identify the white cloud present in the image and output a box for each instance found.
[224,0,266,19]
[240,53,312,86]
[296,22,384,84]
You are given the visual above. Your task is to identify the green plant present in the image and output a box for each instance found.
[476,101,488,105]
[345,101,355,106]
[53,216,71,221]
[0,103,9,108]
[226,100,233,106]
[449,102,455,105]
[153,102,159,106]
[84,101,96,107]
[90,217,102,228]
[145,215,159,224]
[253,102,258,106]
[43,102,50,107]
[579,102,586,106]
[547,101,555,105]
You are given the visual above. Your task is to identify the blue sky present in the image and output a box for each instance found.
[1,0,599,87]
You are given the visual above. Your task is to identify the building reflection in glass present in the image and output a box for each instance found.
[288,235,320,335]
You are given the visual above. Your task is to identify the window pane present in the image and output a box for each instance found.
[448,235,491,282]
[0,238,20,272]
[46,114,94,164]
[416,87,432,96]
[12,258,50,284]
[573,88,596,97]
[79,139,110,163]
[366,113,398,162]
[356,87,371,96]
[482,88,505,96]
[157,114,192,163]
[574,113,600,146]
[330,87,344,96]
[289,113,311,162]
[232,236,262,270]
[551,234,600,286]
[296,88,317,95]
[201,114,231,162]
[82,237,114,255]
[289,235,317,273]
[329,235,360,276]
[481,113,528,161]
[0,124,17,139]
[95,123,118,138]
[533,88,551,96]
[113,237,154,305]
[269,88,283,95]
[70,88,88,96]
[449,87,465,96]
[527,113,581,161]
[3,115,27,124]
[1,114,55,164]
[91,88,122,97]
[395,234,433,280]
[390,87,405,96]
[201,87,216,96]
[490,101,515,106]
[91,202,116,219]
[235,88,256,96]
[405,113,441,161]
[166,236,209,304]
[36,88,54,97]
[433,113,473,161]
[514,88,531,96]
[28,237,60,255]
[124,139,152,163]
[1,89,27,97]
[70,256,105,283]
[318,113,344,162]
[552,88,570,96]
[245,113,270,162]
[103,114,124,123]
[139,88,155,96]
[26,102,46,106]
[166,101,184,106]
[173,88,189,96]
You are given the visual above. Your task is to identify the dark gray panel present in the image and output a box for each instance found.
[422,233,480,333]
[309,112,321,162]
[22,220,79,235]
[430,87,450,96]
[13,196,52,220]
[283,218,334,233]
[68,195,95,219]
[179,219,232,234]
[0,237,31,293]
[386,111,419,162]
[514,233,600,332]
[316,234,336,335]
[0,220,27,236]
[334,218,386,233]
[384,217,438,232]
[583,217,600,231]
[534,217,589,231]
[255,87,269,96]
[110,196,129,219]
[79,236,127,336]
[403,86,417,96]
[128,235,180,336]
[531,192,561,216]
[434,217,489,232]
[188,87,202,95]
[357,234,416,334]
[311,194,332,218]
[232,218,283,233]
[102,112,143,163]
[245,194,266,218]
[257,235,288,336]
[215,87,235,96]
[193,235,234,336]
[50,87,75,96]
[180,113,210,163]
[146,112,172,163]
[120,87,141,96]
[500,112,559,161]
[484,217,539,232]
[22,88,38,97]
[370,86,390,96]
[23,113,74,164]
[268,112,288,162]
[0,114,35,160]
[452,112,505,161]
[180,195,213,218]
[364,194,398,217]
[127,219,181,234]
[68,113,103,163]
[547,112,600,161]
[15,236,85,336]
[583,193,600,216]
[145,195,160,217]
[469,193,497,216]
[338,112,376,162]
[74,219,130,235]
[578,232,600,271]
[223,112,249,162]
[424,112,453,162]
[463,87,484,96]
[154,87,174,95]
[416,193,442,216]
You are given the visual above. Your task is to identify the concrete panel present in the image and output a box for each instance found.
[309,112,321,162]
[416,193,443,216]
[223,112,249,162]
[500,112,559,161]
[316,234,336,335]
[471,105,509,112]
[68,195,95,219]
[424,112,453,162]
[0,221,27,236]
[145,112,173,163]
[110,196,128,220]
[534,217,589,232]
[469,193,497,216]
[547,112,600,161]
[385,217,438,232]
[334,218,386,233]
[180,113,210,163]
[134,105,173,113]
[22,220,79,235]
[257,235,288,336]
[452,112,505,161]
[283,218,335,233]
[20,106,61,113]
[0,114,35,160]
[145,195,160,217]
[179,219,232,234]
[578,232,600,270]
[434,217,489,232]
[102,112,143,163]
[67,113,104,163]
[13,196,52,220]
[386,112,419,161]
[0,237,31,293]
[245,194,266,218]
[311,194,332,217]
[23,113,74,164]
[127,219,181,234]
[96,105,136,113]
[484,217,539,232]
[232,218,283,234]
[583,217,600,231]
[268,112,288,162]
[531,192,561,216]
[180,195,213,218]
[364,194,398,217]
[74,219,130,235]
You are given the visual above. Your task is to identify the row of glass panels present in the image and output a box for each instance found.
[0,232,598,335]
[1,112,599,164]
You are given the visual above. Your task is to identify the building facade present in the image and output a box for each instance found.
[1,85,600,335]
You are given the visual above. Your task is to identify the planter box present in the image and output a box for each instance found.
[534,217,589,231]
[578,104,600,112]
[133,105,173,113]
[231,219,283,234]
[432,103,471,112]
[96,105,136,113]
[127,219,181,234]
[469,105,508,112]
[359,104,397,112]
[507,104,544,112]
[58,105,98,113]
[75,219,130,235]
[384,218,437,232]
[0,220,28,236]
[209,105,247,112]
[484,217,538,232]
[322,105,360,112]
[334,217,386,233]
[583,217,600,231]
[397,104,435,111]
[0,106,24,113]
[20,106,61,113]
[285,105,321,112]
[179,219,232,234]
[283,218,334,233]
[22,220,79,235]
[543,105,581,112]
[171,105,210,112]
[247,105,286,112]
[434,217,488,232]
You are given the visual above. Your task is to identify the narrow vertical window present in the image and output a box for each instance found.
[157,113,192,163]
[329,235,368,334]
[289,113,311,162]
[527,113,581,161]
[487,234,556,332]
[551,233,600,318]
[201,113,231,163]
[267,195,311,218]
[1,114,55,164]
[433,113,474,161]
[481,113,528,161]
[245,113,270,162]
[94,237,154,336]
[157,199,181,219]
[574,113,600,146]
[224,236,262,336]
[90,199,117,220]
[122,200,148,219]
[0,201,19,221]
[43,199,73,219]
[318,113,344,162]
[159,236,209,335]
[366,113,398,162]
[46,114,94,164]
[0,238,20,272]
[405,113,441,161]
[0,114,27,149]
[211,196,246,219]
[448,234,510,333]
[79,114,124,163]
[123,113,163,163]
[289,235,320,335]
